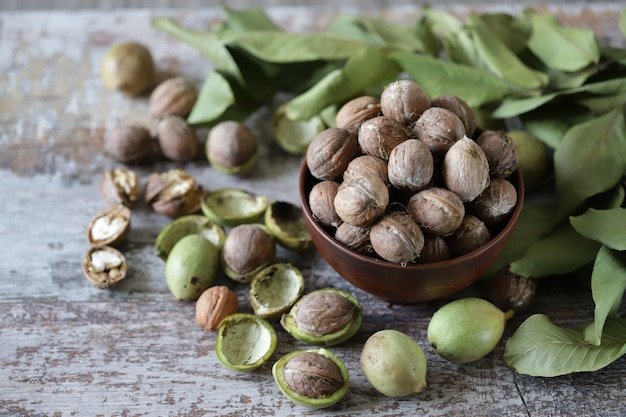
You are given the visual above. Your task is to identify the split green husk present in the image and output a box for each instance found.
[154,5,626,376]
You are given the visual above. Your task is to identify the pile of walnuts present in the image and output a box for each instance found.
[306,80,519,265]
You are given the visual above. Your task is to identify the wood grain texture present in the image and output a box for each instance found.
[1,5,625,417]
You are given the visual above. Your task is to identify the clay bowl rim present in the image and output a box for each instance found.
[298,159,525,275]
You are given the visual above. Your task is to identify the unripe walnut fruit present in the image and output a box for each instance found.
[470,178,518,230]
[407,187,465,237]
[412,107,466,157]
[380,80,431,126]
[388,139,434,192]
[442,136,490,202]
[358,116,408,160]
[369,211,424,264]
[335,96,381,131]
[334,176,389,227]
[306,128,360,181]
[309,180,342,228]
[476,130,519,178]
[431,95,477,138]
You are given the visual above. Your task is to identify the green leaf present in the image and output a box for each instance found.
[504,314,626,376]
[486,204,557,279]
[152,17,244,85]
[422,9,481,67]
[187,70,258,127]
[468,14,548,90]
[510,220,601,278]
[585,246,626,345]
[578,92,626,115]
[478,13,529,54]
[571,208,626,250]
[527,11,600,72]
[492,93,557,118]
[415,14,441,57]
[219,31,371,63]
[554,107,626,220]
[285,47,400,121]
[620,8,626,39]
[349,16,424,52]
[521,103,594,149]
[393,52,511,107]
[326,15,385,46]
[221,5,280,31]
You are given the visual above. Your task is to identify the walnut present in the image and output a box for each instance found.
[306,128,360,181]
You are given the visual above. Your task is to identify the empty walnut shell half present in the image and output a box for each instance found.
[86,204,131,248]
[82,245,128,289]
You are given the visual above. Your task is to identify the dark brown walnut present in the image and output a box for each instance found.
[206,121,258,174]
[489,265,536,312]
[284,352,344,399]
[470,178,518,230]
[104,125,153,164]
[144,169,205,217]
[99,168,141,206]
[407,187,465,236]
[431,95,477,138]
[306,128,360,181]
[222,224,276,277]
[309,180,342,228]
[343,154,389,186]
[149,77,198,119]
[369,211,424,264]
[380,79,431,126]
[294,291,357,336]
[445,215,491,258]
[358,116,408,161]
[335,96,381,131]
[412,107,466,157]
[416,235,450,263]
[334,222,370,254]
[388,139,434,192]
[476,130,519,178]
[442,136,491,202]
[334,175,389,227]
[157,115,198,163]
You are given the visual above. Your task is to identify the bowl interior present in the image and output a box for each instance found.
[298,160,525,304]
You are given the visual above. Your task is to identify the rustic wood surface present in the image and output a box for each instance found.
[1,4,625,416]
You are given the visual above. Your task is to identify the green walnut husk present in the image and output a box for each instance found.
[264,201,312,252]
[272,348,349,409]
[216,313,277,372]
[427,297,511,364]
[165,234,219,301]
[249,263,305,319]
[155,214,226,261]
[200,188,268,227]
[281,288,362,346]
[271,104,326,155]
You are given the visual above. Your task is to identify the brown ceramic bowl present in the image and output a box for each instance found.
[298,160,524,305]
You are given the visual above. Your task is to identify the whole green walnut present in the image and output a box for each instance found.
[427,297,512,364]
[360,329,427,397]
[165,234,219,301]
[100,42,154,96]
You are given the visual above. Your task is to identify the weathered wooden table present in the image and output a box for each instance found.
[1,4,625,416]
